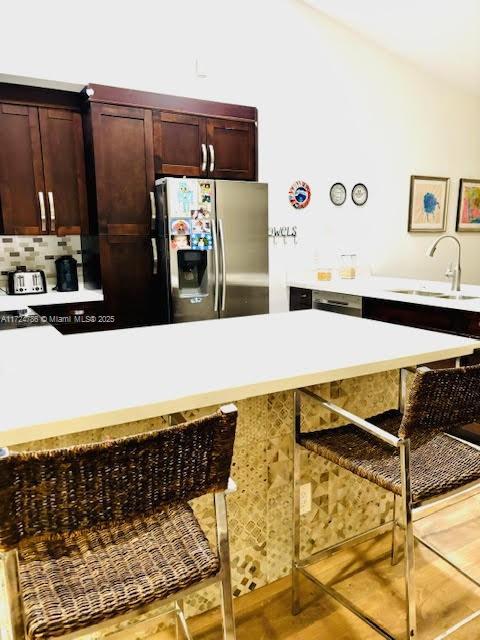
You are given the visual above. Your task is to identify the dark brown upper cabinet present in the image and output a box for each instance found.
[0,102,87,236]
[153,112,256,181]
[39,109,88,236]
[154,112,206,177]
[206,118,256,181]
[0,103,46,235]
[88,103,155,236]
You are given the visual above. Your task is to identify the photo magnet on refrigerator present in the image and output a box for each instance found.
[191,233,213,250]
[192,217,211,234]
[177,179,196,215]
[171,235,191,250]
[170,218,191,235]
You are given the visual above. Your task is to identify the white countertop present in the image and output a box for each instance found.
[0,283,104,312]
[288,274,480,312]
[0,310,478,447]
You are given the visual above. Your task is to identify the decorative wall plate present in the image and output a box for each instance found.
[352,183,368,206]
[288,180,311,209]
[330,183,346,206]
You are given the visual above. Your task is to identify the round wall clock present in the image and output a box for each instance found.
[288,180,311,209]
[330,183,347,206]
[352,183,368,206]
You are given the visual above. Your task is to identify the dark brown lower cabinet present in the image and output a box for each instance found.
[363,298,459,334]
[99,235,161,329]
[289,287,312,311]
[363,297,480,365]
[31,301,106,335]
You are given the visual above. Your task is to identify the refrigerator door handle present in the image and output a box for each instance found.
[219,219,226,311]
[201,144,207,172]
[209,144,215,172]
[151,238,158,275]
[212,219,220,312]
[150,191,157,231]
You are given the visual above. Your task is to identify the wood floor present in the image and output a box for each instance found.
[150,494,480,640]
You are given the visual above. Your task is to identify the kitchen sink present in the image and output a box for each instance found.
[390,289,445,297]
[389,289,478,301]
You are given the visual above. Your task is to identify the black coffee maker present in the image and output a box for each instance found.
[55,255,79,292]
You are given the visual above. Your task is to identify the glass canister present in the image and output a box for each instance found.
[340,253,357,279]
[314,250,333,282]
[316,267,333,282]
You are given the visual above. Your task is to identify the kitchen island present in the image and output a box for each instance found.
[0,310,477,445]
[1,311,479,633]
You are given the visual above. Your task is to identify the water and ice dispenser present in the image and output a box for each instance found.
[177,250,209,297]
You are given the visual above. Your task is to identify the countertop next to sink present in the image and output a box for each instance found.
[0,283,104,313]
[288,274,480,313]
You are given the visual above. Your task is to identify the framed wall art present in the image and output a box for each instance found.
[456,178,480,232]
[408,175,449,233]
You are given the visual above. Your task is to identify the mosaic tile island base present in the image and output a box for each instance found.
[1,370,400,639]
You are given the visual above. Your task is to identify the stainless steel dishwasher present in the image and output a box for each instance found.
[313,290,363,317]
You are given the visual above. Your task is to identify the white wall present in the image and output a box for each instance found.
[2,0,480,311]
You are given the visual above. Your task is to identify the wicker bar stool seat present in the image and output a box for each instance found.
[0,405,238,640]
[300,408,480,504]
[18,504,219,639]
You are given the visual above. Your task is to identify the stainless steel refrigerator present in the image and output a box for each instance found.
[154,177,269,323]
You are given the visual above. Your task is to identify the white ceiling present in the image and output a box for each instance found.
[303,0,480,97]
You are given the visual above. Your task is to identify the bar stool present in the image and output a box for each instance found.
[292,365,480,639]
[0,404,238,640]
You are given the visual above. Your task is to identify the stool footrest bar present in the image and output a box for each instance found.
[298,567,396,640]
[433,609,480,640]
[414,534,480,587]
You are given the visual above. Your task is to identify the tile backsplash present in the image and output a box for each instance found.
[0,235,83,290]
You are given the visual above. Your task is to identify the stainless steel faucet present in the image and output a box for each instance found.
[426,235,462,292]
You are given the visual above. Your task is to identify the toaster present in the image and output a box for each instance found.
[7,267,47,295]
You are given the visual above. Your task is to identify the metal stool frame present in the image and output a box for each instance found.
[292,363,480,640]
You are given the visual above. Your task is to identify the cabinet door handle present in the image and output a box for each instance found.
[38,192,47,232]
[150,192,156,230]
[152,238,158,275]
[209,144,215,172]
[201,144,207,172]
[47,192,56,233]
